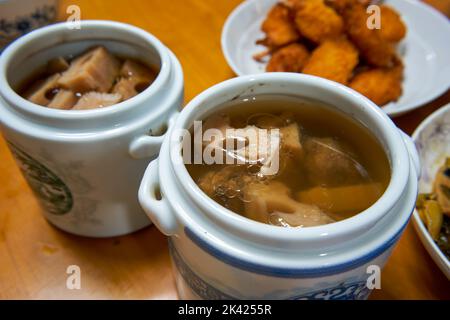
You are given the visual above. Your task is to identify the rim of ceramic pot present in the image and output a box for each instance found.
[169,73,411,245]
[0,20,171,124]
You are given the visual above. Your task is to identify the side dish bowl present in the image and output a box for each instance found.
[412,103,450,279]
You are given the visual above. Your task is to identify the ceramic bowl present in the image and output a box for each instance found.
[412,103,450,279]
[139,73,420,299]
[0,20,184,237]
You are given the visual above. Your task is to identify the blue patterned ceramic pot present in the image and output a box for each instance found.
[139,74,420,300]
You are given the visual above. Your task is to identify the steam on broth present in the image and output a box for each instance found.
[186,95,391,228]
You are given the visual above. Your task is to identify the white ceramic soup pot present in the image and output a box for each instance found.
[0,20,183,237]
[139,73,420,300]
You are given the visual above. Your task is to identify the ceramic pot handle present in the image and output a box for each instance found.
[400,130,421,179]
[138,159,178,236]
[129,112,179,159]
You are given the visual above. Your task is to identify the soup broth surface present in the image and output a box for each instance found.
[186,95,391,228]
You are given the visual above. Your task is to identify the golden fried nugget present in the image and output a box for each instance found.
[349,64,403,106]
[302,37,358,84]
[324,0,370,12]
[258,3,300,49]
[379,5,407,43]
[292,0,344,43]
[266,43,310,72]
[343,3,396,67]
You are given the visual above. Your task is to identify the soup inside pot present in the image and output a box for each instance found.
[17,46,158,110]
[185,95,390,228]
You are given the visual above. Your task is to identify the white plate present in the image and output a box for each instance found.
[221,0,450,117]
[412,103,450,280]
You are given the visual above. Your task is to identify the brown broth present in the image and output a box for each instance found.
[186,95,391,227]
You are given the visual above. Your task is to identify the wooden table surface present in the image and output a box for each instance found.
[0,0,449,300]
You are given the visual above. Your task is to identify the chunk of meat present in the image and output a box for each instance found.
[280,123,303,159]
[343,3,396,67]
[72,92,122,110]
[266,43,309,73]
[47,90,78,109]
[323,0,370,13]
[244,181,334,227]
[112,78,138,100]
[434,158,450,216]
[257,3,300,49]
[198,166,254,213]
[302,37,359,84]
[202,114,280,174]
[201,114,302,177]
[113,60,155,100]
[120,59,155,80]
[24,73,61,106]
[303,137,367,186]
[57,46,120,93]
[297,183,383,216]
[379,5,407,43]
[292,0,344,43]
[47,57,69,74]
[349,63,403,106]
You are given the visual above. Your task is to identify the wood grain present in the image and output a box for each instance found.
[0,0,449,299]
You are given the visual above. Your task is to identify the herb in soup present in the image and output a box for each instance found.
[186,95,391,228]
[19,46,158,110]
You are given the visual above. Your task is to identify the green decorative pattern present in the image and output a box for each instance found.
[8,142,73,215]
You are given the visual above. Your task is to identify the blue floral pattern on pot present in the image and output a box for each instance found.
[7,141,73,215]
[169,240,370,300]
[0,4,56,50]
[169,240,235,300]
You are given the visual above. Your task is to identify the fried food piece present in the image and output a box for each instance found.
[302,37,358,84]
[257,3,300,49]
[292,0,344,43]
[349,63,403,106]
[379,5,407,43]
[343,3,396,67]
[324,0,370,13]
[266,43,309,72]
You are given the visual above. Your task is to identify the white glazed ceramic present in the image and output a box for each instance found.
[139,73,419,299]
[0,0,58,51]
[0,21,184,237]
[221,0,450,117]
[412,103,450,279]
